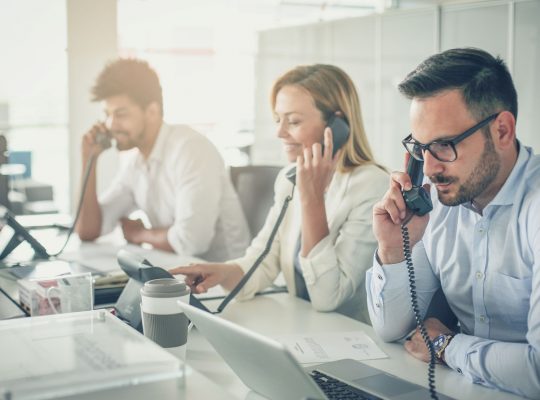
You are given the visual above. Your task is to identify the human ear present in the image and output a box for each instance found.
[492,111,516,150]
[145,102,161,119]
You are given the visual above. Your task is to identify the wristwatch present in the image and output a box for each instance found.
[432,333,455,364]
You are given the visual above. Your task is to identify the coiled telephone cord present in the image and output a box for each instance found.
[401,223,438,400]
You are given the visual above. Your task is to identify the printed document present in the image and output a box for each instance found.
[276,331,387,364]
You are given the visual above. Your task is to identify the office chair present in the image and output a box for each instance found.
[230,165,282,239]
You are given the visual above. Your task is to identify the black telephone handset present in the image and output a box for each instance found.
[402,157,433,216]
[401,157,438,399]
[95,131,112,150]
[286,115,350,185]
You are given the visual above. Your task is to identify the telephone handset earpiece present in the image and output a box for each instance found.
[286,115,350,185]
[402,157,433,216]
[96,131,112,149]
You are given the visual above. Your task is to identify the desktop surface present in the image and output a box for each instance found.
[186,293,522,400]
[0,233,524,400]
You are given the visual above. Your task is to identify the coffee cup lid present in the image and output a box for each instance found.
[141,278,190,298]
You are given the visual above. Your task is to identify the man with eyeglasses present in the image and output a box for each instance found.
[366,48,540,398]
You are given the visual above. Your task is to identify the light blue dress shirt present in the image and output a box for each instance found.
[366,144,540,399]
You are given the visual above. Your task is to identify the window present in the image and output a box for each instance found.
[117,0,259,166]
[0,0,68,212]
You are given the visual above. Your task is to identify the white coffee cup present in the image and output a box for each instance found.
[140,278,191,369]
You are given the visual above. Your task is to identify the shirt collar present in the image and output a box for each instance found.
[134,122,169,168]
[462,141,530,211]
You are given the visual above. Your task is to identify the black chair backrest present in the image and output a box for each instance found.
[230,165,282,239]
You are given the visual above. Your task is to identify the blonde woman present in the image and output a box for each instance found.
[170,64,387,322]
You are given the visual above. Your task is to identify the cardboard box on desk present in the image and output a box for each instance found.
[17,278,50,315]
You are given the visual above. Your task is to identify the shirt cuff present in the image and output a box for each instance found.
[444,333,474,380]
[167,226,183,255]
[371,253,409,292]
[298,235,335,285]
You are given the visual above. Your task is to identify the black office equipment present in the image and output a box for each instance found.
[0,287,26,319]
[0,206,49,260]
[402,157,433,217]
[114,249,210,332]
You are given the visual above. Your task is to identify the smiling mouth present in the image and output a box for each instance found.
[283,143,300,150]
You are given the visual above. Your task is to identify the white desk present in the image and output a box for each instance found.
[186,293,523,400]
[0,237,524,400]
[55,367,237,400]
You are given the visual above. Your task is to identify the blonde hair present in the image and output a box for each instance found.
[271,64,377,173]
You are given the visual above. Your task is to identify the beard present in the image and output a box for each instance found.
[430,135,500,206]
[113,132,134,151]
[112,121,147,151]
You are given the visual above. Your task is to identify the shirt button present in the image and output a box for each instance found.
[457,368,462,374]
[377,274,383,280]
[375,303,381,308]
[479,315,486,322]
[476,272,483,279]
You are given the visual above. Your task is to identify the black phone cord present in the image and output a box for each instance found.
[401,223,438,400]
[216,187,294,313]
[49,155,96,257]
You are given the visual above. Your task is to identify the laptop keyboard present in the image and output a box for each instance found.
[310,370,383,400]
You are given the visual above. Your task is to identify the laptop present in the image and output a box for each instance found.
[179,302,455,400]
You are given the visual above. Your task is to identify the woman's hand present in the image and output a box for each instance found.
[169,263,244,294]
[296,128,341,256]
[296,128,341,205]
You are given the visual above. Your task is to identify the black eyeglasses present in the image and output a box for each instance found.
[402,113,500,162]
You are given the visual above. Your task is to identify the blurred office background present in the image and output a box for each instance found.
[0,0,538,215]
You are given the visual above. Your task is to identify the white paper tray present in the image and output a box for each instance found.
[0,310,181,400]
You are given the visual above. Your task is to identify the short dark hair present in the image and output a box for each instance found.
[398,48,518,122]
[91,58,163,115]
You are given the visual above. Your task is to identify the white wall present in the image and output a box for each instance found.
[66,0,118,211]
[253,0,540,171]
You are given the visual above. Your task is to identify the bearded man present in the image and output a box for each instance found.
[367,48,540,399]
[76,58,249,261]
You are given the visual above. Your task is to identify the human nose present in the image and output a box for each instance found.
[276,121,288,139]
[105,115,114,131]
[106,114,122,132]
[422,149,444,177]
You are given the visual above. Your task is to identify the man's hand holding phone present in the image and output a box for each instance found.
[372,156,431,265]
[81,122,112,160]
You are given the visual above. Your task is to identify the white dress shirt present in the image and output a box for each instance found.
[366,144,540,399]
[230,163,388,323]
[99,123,250,261]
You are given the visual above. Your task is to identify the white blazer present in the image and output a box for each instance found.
[229,163,388,323]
